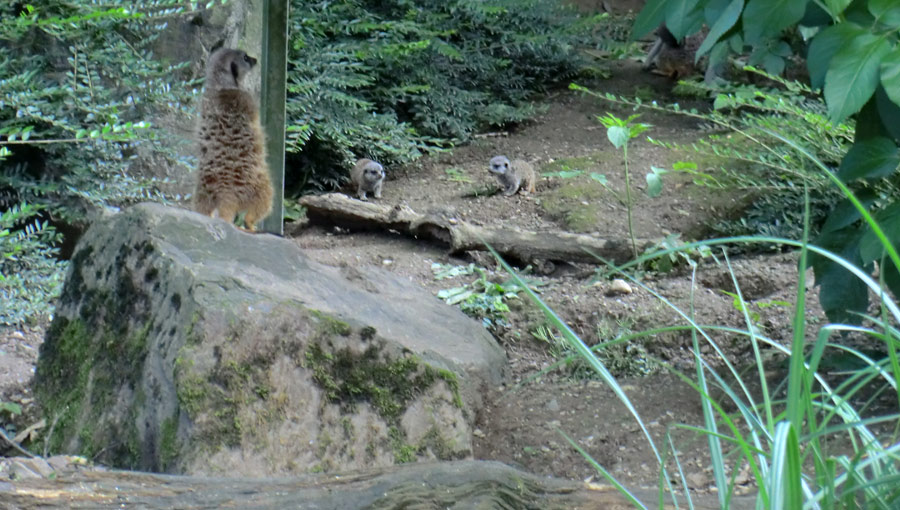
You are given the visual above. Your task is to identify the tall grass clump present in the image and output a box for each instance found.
[493,141,900,507]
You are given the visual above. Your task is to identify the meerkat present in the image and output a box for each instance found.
[350,158,385,201]
[488,155,536,196]
[193,47,273,232]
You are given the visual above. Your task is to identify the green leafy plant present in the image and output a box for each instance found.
[432,262,525,331]
[596,113,650,259]
[632,0,900,325]
[720,290,789,336]
[0,1,202,325]
[639,233,715,273]
[0,202,67,326]
[0,401,22,418]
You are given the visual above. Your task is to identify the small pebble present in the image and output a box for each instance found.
[606,279,633,295]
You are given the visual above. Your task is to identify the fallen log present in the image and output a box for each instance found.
[1,459,753,509]
[299,193,646,264]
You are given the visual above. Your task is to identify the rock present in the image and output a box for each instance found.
[606,279,633,296]
[546,398,560,412]
[34,203,506,476]
[2,458,54,480]
[687,471,710,488]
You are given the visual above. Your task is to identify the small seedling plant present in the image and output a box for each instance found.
[597,113,650,259]
[432,263,525,331]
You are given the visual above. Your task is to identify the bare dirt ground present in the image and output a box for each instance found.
[1,60,823,494]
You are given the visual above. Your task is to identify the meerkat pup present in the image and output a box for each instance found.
[193,47,273,232]
[488,155,536,196]
[350,158,385,201]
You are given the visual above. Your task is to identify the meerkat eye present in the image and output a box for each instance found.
[243,54,252,63]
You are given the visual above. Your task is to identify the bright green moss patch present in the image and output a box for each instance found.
[160,416,179,472]
[310,310,352,336]
[304,343,458,422]
[389,426,418,464]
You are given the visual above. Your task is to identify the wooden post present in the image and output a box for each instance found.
[259,0,289,235]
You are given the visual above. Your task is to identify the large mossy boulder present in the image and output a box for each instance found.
[34,203,506,476]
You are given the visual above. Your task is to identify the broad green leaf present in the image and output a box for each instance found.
[589,172,608,184]
[632,0,666,40]
[855,95,890,140]
[845,0,876,25]
[801,2,832,26]
[819,192,878,236]
[728,32,743,52]
[702,0,731,23]
[0,402,21,415]
[646,172,663,197]
[823,0,852,17]
[542,170,583,179]
[696,0,743,59]
[859,202,900,263]
[629,123,650,138]
[857,204,900,307]
[824,31,892,123]
[762,53,786,75]
[742,0,808,45]
[869,0,900,28]
[606,126,630,149]
[880,48,900,107]
[876,86,900,140]
[771,40,791,57]
[810,226,870,324]
[808,23,860,90]
[665,0,701,40]
[837,136,899,181]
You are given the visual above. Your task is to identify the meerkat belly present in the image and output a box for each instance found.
[359,180,380,192]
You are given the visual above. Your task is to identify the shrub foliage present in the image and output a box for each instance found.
[0,1,200,325]
[634,0,900,323]
[285,0,591,191]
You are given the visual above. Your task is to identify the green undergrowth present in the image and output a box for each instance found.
[432,262,536,332]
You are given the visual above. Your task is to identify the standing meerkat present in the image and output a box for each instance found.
[488,155,536,196]
[350,158,385,201]
[193,47,273,232]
